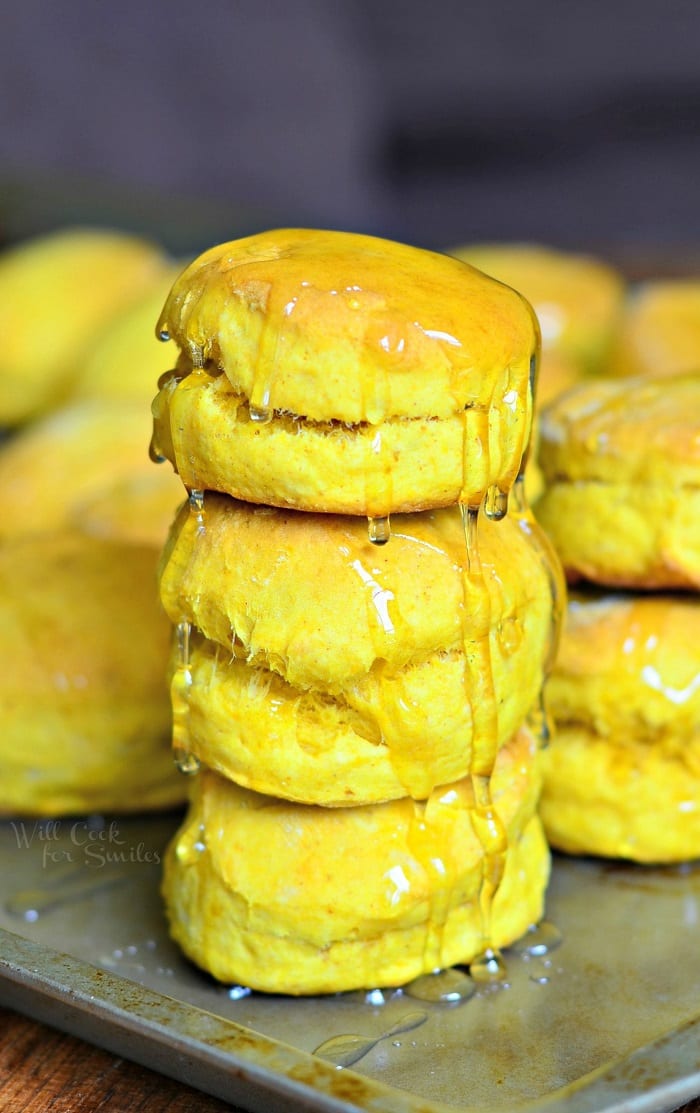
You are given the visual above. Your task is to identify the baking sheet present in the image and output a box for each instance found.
[1,811,700,1113]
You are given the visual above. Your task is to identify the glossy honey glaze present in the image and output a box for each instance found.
[155,228,539,516]
[539,371,700,486]
[550,589,700,734]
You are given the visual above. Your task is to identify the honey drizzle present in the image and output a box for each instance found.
[188,488,206,535]
[149,367,183,464]
[459,501,508,979]
[363,338,393,542]
[171,619,200,775]
[170,489,214,774]
[248,282,280,424]
[368,515,391,545]
[406,802,453,975]
[403,779,473,980]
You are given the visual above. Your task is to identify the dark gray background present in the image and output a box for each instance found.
[2,1,699,256]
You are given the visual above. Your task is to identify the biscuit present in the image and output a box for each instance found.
[541,590,700,862]
[158,493,561,801]
[0,532,184,816]
[449,243,624,385]
[162,727,549,994]
[535,373,700,589]
[69,264,183,406]
[0,227,169,425]
[0,400,184,548]
[152,228,538,514]
[608,278,700,380]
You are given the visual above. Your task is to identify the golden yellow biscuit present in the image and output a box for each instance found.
[69,263,183,405]
[535,373,700,589]
[0,227,170,425]
[159,493,561,801]
[152,228,539,514]
[162,727,549,994]
[608,278,700,379]
[0,531,185,816]
[449,242,625,382]
[0,400,184,547]
[541,591,700,862]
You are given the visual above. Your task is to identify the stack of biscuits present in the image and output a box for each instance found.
[152,228,564,995]
[536,372,700,863]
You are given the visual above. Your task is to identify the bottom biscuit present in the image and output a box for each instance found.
[162,727,549,995]
[541,725,700,862]
[542,590,700,862]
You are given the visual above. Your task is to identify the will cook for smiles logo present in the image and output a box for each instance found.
[9,818,161,869]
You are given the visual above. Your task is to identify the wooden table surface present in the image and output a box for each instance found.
[0,1007,239,1112]
[2,1004,700,1113]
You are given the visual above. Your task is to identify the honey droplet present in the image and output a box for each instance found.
[175,825,205,864]
[249,403,272,424]
[406,967,476,1004]
[173,748,200,775]
[469,948,507,984]
[484,485,508,521]
[148,432,166,464]
[510,921,563,958]
[368,515,391,545]
[188,488,206,532]
[526,690,553,749]
[227,984,252,1001]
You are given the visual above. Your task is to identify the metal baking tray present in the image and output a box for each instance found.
[1,812,700,1112]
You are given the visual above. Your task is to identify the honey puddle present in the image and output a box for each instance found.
[313,1009,428,1069]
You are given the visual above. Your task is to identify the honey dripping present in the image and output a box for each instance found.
[248,280,284,424]
[405,792,458,977]
[188,488,206,534]
[364,347,393,543]
[459,495,508,984]
[171,619,200,775]
[405,966,476,1004]
[368,514,391,545]
[484,484,508,522]
[149,367,182,464]
[170,492,209,772]
[455,350,541,980]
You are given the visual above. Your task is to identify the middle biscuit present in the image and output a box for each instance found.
[159,493,559,804]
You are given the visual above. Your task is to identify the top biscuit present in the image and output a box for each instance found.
[153,229,539,515]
